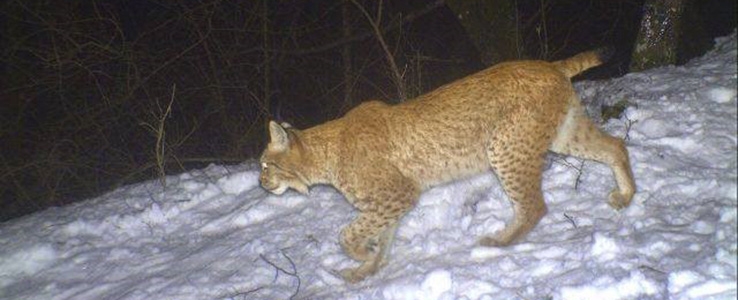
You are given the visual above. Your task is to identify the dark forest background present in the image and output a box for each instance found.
[1,0,735,222]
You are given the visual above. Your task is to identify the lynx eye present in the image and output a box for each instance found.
[262,162,284,171]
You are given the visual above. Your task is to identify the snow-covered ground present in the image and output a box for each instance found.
[2,32,736,300]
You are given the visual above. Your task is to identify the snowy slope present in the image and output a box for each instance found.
[1,32,736,300]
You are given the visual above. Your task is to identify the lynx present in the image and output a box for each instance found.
[259,49,635,283]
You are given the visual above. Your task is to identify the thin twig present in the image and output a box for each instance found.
[564,213,577,228]
[227,285,265,299]
[259,250,301,300]
[350,0,407,101]
[553,156,585,190]
[257,0,445,56]
[156,84,176,187]
[623,113,638,142]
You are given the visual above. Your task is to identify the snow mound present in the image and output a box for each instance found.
[1,32,736,299]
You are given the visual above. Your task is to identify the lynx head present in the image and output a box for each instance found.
[259,121,311,195]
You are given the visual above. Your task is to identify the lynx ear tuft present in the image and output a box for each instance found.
[268,121,290,151]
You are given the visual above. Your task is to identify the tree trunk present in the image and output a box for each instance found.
[445,0,520,66]
[629,0,685,71]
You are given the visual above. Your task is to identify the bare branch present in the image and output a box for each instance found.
[259,250,301,300]
[350,0,407,101]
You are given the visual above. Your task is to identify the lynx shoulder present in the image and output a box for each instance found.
[259,48,635,283]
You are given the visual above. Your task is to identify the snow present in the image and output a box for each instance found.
[1,32,736,300]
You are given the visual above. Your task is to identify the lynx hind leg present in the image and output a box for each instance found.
[550,102,636,209]
[481,136,549,247]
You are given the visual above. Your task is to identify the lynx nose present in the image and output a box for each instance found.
[260,176,286,195]
[259,173,273,190]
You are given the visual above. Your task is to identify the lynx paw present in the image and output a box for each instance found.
[607,189,631,210]
[339,266,369,283]
[478,235,511,247]
[342,239,379,262]
[336,259,386,283]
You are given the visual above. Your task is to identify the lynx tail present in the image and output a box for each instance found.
[553,47,614,78]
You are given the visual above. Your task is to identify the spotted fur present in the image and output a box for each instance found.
[259,49,635,283]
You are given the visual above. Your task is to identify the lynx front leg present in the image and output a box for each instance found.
[339,218,399,283]
[337,171,419,283]
[339,212,392,262]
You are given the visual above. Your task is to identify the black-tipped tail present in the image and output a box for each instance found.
[593,46,615,64]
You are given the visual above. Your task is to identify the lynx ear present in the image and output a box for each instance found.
[268,121,290,151]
